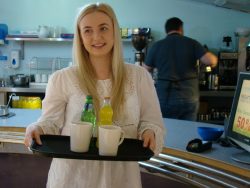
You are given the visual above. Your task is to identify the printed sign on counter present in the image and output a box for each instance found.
[233,80,250,137]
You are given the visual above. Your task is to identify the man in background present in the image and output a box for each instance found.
[143,17,217,121]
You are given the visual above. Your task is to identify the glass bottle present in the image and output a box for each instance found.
[99,96,113,125]
[96,96,113,147]
[81,95,96,136]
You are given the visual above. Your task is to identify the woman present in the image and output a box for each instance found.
[24,3,165,188]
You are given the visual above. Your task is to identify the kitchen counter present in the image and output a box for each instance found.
[0,109,249,168]
[0,87,236,96]
[140,119,250,187]
[0,108,41,127]
[0,109,249,187]
[162,119,249,175]
[0,108,41,143]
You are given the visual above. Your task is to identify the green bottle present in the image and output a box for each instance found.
[81,95,96,136]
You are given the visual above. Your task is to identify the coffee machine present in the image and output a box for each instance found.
[246,46,250,71]
[218,52,238,90]
[131,28,151,66]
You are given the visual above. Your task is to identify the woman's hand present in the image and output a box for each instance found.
[24,125,44,147]
[141,129,156,152]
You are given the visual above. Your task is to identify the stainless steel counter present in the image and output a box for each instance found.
[0,110,249,187]
[0,87,45,93]
[140,119,250,188]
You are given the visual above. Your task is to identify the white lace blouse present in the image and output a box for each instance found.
[28,63,165,188]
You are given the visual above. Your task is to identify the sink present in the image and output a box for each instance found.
[0,112,15,119]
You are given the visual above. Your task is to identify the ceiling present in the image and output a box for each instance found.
[189,0,250,14]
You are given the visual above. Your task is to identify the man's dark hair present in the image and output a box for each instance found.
[165,17,183,33]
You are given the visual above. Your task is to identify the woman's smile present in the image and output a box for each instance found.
[92,42,106,48]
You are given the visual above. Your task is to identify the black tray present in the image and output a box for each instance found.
[30,135,154,161]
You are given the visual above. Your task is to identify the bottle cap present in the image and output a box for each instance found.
[86,95,93,99]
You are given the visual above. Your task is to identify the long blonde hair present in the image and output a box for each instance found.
[72,2,127,120]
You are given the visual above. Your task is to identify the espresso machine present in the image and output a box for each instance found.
[131,28,151,66]
[218,52,238,90]
[246,46,250,71]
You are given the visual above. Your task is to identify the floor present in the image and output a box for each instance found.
[0,153,190,188]
[140,171,190,188]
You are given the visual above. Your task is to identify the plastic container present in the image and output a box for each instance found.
[81,95,96,126]
[12,96,41,109]
[99,97,113,125]
[197,127,224,141]
[96,97,113,147]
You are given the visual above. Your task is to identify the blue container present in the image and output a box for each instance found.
[0,24,8,44]
[197,127,224,141]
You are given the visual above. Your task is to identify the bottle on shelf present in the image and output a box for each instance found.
[81,95,96,136]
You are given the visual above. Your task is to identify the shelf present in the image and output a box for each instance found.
[5,37,153,59]
[200,90,235,97]
[122,38,133,42]
[5,37,73,59]
[6,37,152,42]
[6,37,73,42]
[0,86,46,93]
[122,38,152,42]
[197,120,225,125]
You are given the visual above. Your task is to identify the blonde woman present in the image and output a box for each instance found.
[24,3,165,188]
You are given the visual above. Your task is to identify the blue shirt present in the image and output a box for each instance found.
[145,33,206,100]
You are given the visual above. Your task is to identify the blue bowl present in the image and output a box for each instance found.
[197,127,224,141]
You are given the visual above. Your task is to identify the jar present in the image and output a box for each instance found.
[30,97,42,109]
